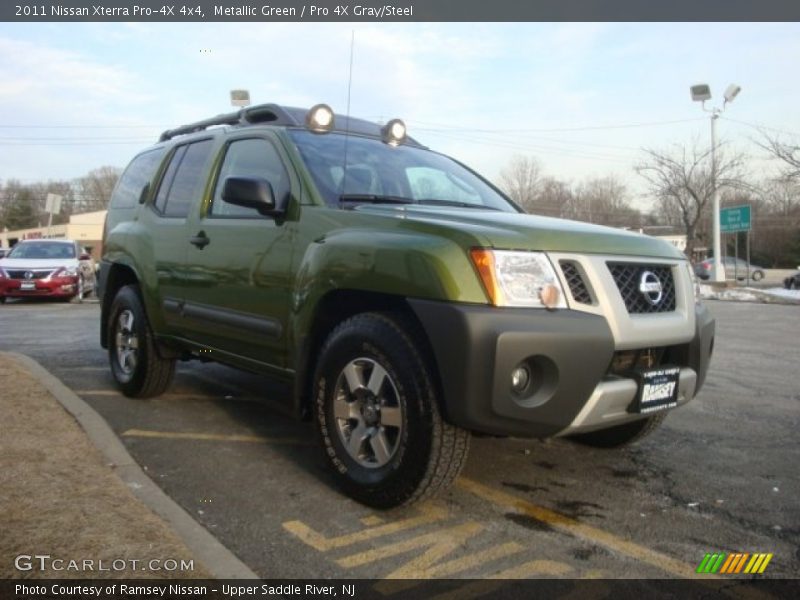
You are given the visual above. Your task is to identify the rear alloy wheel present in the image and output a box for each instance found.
[570,413,667,448]
[314,312,470,508]
[107,284,175,398]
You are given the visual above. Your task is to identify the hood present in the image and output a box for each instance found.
[0,257,79,271]
[355,205,685,260]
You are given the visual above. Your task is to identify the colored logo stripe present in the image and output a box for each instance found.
[697,552,726,573]
[744,553,773,574]
[699,552,773,574]
[720,553,748,573]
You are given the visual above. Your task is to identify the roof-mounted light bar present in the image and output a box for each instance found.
[305,104,335,133]
[381,119,407,146]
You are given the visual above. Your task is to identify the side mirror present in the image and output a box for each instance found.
[221,177,280,216]
[79,253,91,261]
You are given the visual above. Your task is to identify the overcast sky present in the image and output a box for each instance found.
[1,22,798,207]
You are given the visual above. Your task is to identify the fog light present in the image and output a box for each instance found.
[511,365,530,394]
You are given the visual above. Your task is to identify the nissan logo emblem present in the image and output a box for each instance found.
[639,271,663,305]
[24,271,34,280]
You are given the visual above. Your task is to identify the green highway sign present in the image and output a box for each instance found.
[720,205,751,233]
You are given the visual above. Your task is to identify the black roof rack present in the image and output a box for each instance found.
[158,103,301,142]
[158,103,425,148]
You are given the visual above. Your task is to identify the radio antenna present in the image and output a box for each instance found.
[339,30,355,196]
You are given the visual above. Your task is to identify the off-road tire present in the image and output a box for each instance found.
[570,413,667,448]
[314,312,470,508]
[107,284,175,398]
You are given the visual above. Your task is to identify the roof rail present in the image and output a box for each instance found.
[158,103,301,142]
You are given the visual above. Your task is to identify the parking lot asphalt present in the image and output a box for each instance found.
[1,297,798,581]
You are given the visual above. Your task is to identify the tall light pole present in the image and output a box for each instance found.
[690,83,741,283]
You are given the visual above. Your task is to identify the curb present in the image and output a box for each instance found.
[8,352,259,580]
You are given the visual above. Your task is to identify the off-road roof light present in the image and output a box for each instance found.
[306,104,335,133]
[381,119,407,146]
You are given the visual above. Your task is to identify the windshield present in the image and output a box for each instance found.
[288,130,518,212]
[7,242,75,260]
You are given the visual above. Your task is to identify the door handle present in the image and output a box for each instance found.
[190,231,210,249]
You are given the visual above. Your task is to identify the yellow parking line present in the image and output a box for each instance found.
[457,477,703,579]
[75,390,205,400]
[121,428,313,445]
[283,504,449,551]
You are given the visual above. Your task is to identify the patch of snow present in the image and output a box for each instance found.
[699,284,800,303]
[762,287,800,300]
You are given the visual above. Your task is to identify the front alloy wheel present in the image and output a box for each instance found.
[333,358,404,469]
[107,284,175,398]
[314,312,470,508]
[114,309,139,381]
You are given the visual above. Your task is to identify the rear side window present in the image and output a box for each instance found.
[154,139,214,218]
[110,147,167,208]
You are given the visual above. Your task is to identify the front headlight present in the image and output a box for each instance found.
[470,249,566,309]
[51,266,78,279]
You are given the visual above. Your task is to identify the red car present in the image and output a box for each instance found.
[0,239,96,303]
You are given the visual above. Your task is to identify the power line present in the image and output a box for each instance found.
[419,130,635,165]
[404,116,707,134]
[720,117,800,137]
[415,128,640,152]
[0,140,151,146]
[0,124,165,129]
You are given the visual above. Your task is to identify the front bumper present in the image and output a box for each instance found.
[0,276,79,298]
[409,299,715,438]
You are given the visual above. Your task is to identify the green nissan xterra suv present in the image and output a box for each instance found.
[99,103,715,508]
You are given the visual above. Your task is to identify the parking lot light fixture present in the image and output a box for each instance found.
[690,82,742,283]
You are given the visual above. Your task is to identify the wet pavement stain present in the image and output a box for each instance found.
[501,481,549,494]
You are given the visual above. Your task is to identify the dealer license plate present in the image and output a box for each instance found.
[20,281,36,290]
[632,366,680,414]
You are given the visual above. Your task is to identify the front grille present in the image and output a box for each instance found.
[607,263,676,314]
[5,269,53,280]
[560,261,592,304]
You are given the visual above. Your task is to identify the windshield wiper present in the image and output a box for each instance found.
[416,199,502,210]
[339,194,416,206]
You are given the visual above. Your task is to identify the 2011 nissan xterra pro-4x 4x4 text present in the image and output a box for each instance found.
[99,103,715,508]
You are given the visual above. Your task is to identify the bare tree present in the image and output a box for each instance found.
[635,141,749,257]
[573,176,640,228]
[0,180,38,230]
[758,134,800,181]
[498,155,542,212]
[749,177,800,266]
[535,176,575,218]
[75,166,122,212]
